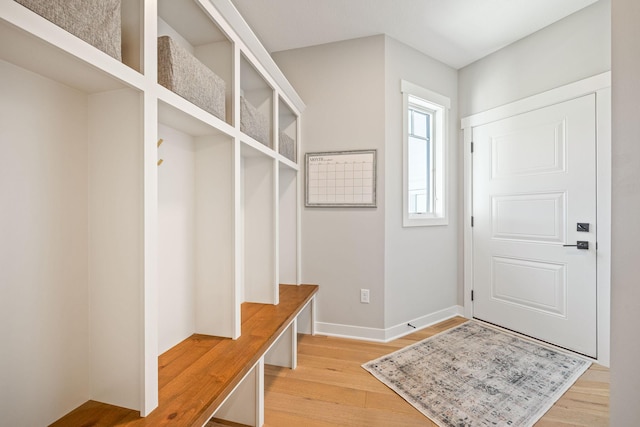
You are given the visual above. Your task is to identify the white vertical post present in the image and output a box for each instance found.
[232,42,242,339]
[296,116,302,285]
[256,358,265,427]
[291,319,298,369]
[273,156,280,305]
[273,90,281,304]
[141,91,159,416]
[141,0,159,412]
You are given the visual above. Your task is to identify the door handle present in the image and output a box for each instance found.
[563,241,589,250]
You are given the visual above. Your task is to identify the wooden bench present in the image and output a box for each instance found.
[50,284,319,427]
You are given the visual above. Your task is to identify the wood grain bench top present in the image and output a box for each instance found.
[50,284,319,427]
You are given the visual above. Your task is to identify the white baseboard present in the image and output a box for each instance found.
[313,305,465,342]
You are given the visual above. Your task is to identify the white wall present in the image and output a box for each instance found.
[458,0,611,118]
[274,36,387,330]
[610,0,640,423]
[279,166,298,284]
[157,124,196,354]
[274,35,461,337]
[87,88,143,411]
[383,37,459,328]
[0,60,90,426]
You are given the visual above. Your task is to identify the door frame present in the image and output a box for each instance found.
[461,72,611,365]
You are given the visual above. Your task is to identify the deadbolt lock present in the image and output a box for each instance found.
[577,223,590,232]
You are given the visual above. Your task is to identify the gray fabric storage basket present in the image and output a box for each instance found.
[158,36,226,121]
[240,96,270,147]
[279,131,296,162]
[15,0,122,61]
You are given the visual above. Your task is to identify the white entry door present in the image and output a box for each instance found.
[472,94,597,358]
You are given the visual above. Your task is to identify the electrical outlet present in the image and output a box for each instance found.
[360,289,370,304]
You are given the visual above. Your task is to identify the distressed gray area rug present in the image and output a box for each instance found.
[362,321,590,427]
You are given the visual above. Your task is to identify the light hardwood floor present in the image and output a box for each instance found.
[263,317,609,426]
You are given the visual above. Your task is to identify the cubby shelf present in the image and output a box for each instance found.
[278,96,299,164]
[0,0,305,425]
[0,9,143,92]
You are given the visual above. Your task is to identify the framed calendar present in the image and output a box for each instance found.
[305,150,376,207]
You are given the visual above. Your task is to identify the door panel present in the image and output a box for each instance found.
[491,256,566,316]
[473,94,597,357]
[491,119,566,178]
[492,192,565,243]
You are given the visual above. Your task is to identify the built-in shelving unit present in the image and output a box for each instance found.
[0,0,305,425]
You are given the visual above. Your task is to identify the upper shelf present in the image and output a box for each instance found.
[278,97,298,164]
[158,95,234,138]
[0,0,144,93]
[158,0,229,47]
[1,0,305,163]
[158,0,235,126]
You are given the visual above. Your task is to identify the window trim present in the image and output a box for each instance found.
[401,80,450,227]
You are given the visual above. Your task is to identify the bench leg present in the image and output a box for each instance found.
[265,320,296,369]
[256,359,264,427]
[212,359,264,426]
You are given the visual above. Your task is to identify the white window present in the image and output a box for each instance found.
[402,80,449,227]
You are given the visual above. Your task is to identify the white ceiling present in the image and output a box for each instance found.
[230,0,599,69]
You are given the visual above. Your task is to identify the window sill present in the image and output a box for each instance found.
[403,215,448,227]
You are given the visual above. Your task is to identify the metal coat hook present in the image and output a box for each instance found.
[157,138,164,166]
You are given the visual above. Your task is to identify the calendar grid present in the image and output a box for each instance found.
[305,150,376,207]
